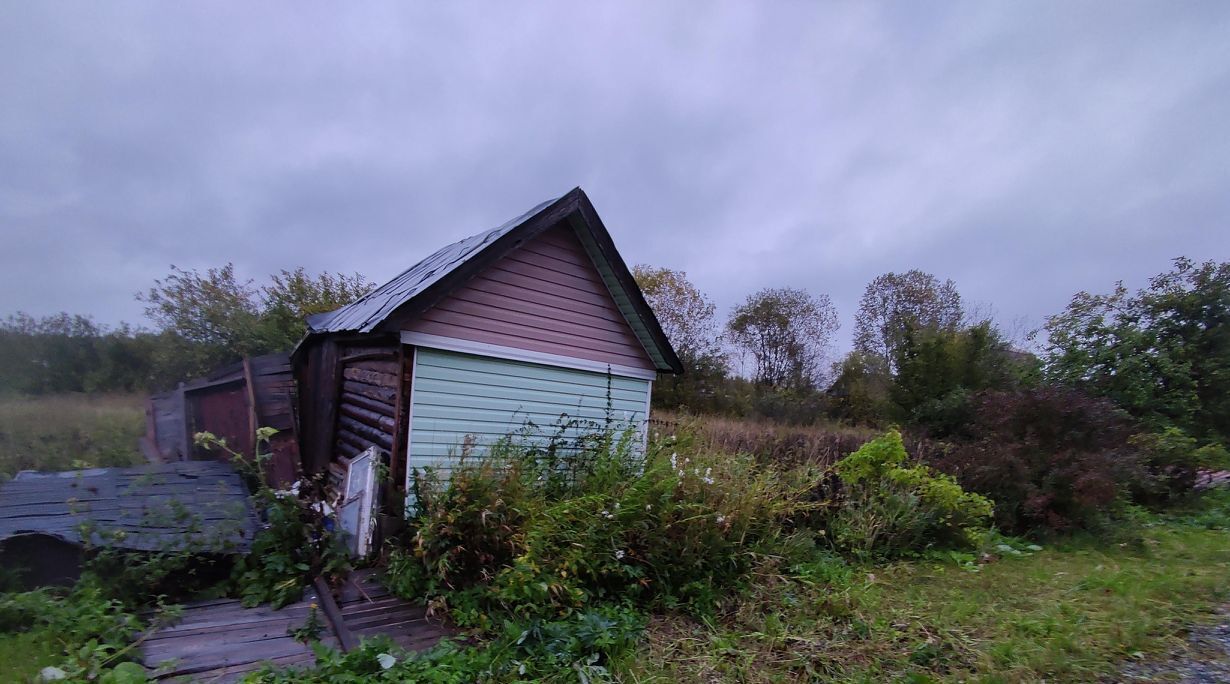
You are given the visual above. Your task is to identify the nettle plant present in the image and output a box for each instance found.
[829,429,993,559]
[392,421,822,625]
[195,428,351,608]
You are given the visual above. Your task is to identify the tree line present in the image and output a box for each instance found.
[635,259,1230,451]
[0,266,373,394]
[2,255,1227,456]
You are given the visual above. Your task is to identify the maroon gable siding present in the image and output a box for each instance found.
[403,225,656,371]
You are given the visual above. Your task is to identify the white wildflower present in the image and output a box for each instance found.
[614,549,626,561]
[716,514,726,524]
[669,452,678,469]
[614,502,620,510]
[376,653,398,670]
[645,504,652,511]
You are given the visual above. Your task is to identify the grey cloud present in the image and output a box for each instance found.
[1,1,1228,355]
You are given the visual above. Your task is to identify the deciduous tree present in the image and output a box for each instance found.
[1044,257,1230,445]
[853,270,963,368]
[727,287,838,390]
[633,265,728,411]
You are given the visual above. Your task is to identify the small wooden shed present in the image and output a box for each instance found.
[293,187,681,499]
[145,353,300,485]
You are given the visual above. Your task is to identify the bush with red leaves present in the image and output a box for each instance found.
[929,387,1148,534]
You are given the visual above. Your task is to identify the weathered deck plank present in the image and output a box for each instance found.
[141,570,453,682]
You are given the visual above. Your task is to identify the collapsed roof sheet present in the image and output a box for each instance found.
[0,460,259,553]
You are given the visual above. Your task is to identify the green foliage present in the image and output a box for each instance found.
[1044,257,1230,446]
[826,351,894,426]
[0,314,161,395]
[852,269,964,368]
[248,606,644,684]
[258,268,375,352]
[632,265,733,414]
[728,287,840,390]
[140,263,375,383]
[630,515,1230,683]
[1168,488,1230,530]
[138,263,266,377]
[394,425,821,624]
[831,429,993,558]
[1130,427,1230,502]
[0,581,174,682]
[0,265,374,396]
[196,430,351,608]
[890,321,1030,436]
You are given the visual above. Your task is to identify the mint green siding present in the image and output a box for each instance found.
[407,348,650,476]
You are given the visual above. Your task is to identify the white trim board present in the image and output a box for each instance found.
[403,345,419,515]
[399,331,659,381]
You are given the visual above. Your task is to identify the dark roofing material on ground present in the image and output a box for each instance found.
[0,460,258,552]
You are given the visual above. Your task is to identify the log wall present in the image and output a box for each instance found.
[334,344,401,463]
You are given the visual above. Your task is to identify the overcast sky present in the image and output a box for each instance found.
[3,1,1228,354]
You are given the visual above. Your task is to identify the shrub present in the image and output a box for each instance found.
[1130,427,1230,503]
[929,388,1147,534]
[396,425,821,623]
[830,429,992,558]
[197,429,351,608]
[0,581,176,681]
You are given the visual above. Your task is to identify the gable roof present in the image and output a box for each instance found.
[302,188,682,374]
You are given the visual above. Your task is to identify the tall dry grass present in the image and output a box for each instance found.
[653,411,944,467]
[0,394,146,478]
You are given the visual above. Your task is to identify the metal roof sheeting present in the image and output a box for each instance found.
[307,196,559,334]
[298,188,683,374]
[0,460,259,553]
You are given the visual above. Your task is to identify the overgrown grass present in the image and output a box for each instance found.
[0,393,145,478]
[658,410,946,468]
[623,508,1230,683]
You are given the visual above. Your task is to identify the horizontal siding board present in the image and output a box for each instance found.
[413,351,644,391]
[473,267,614,310]
[462,275,626,324]
[416,305,643,358]
[444,288,631,335]
[408,320,652,370]
[407,349,648,475]
[411,392,641,419]
[501,251,606,285]
[490,253,604,296]
[410,378,645,408]
[404,226,655,371]
[411,403,644,432]
[517,238,592,267]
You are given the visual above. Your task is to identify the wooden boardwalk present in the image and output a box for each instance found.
[141,570,452,682]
